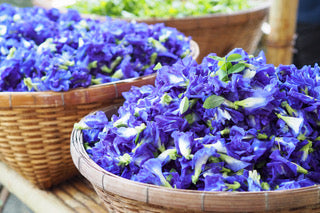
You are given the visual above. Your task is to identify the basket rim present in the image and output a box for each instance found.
[35,0,270,24]
[123,0,271,23]
[0,40,198,108]
[78,0,270,32]
[70,105,320,212]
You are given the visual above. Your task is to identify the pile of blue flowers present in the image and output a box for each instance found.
[0,4,190,92]
[78,48,320,191]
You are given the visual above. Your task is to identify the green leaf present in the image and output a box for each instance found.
[209,55,224,61]
[203,95,225,109]
[189,98,198,108]
[91,78,102,85]
[150,52,158,65]
[216,68,228,82]
[206,120,213,130]
[88,60,98,70]
[153,62,162,71]
[257,133,268,140]
[7,46,16,59]
[110,56,123,70]
[218,61,227,70]
[226,53,243,62]
[111,69,124,79]
[225,181,241,191]
[185,113,197,125]
[292,162,308,174]
[179,96,189,114]
[261,182,270,190]
[23,77,34,91]
[160,93,173,105]
[219,61,232,73]
[228,63,246,74]
[101,65,112,73]
[84,142,91,150]
[148,37,167,52]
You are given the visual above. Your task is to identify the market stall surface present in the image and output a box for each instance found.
[0,186,33,213]
[0,161,109,213]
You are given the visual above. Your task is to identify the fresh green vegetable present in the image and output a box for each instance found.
[68,0,251,18]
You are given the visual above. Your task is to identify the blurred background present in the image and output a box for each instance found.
[293,0,320,68]
[0,0,32,7]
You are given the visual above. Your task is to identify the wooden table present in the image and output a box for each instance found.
[0,161,108,213]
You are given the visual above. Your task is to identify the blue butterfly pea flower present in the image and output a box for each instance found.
[192,146,218,184]
[177,157,193,189]
[134,158,172,188]
[204,174,226,191]
[267,150,308,180]
[132,143,155,167]
[157,148,177,165]
[172,131,194,160]
[219,153,251,172]
[82,129,101,145]
[247,170,262,191]
[84,111,108,128]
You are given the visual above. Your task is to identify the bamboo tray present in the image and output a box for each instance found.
[70,105,320,213]
[32,0,270,61]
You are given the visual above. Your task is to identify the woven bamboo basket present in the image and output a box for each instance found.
[0,40,198,189]
[32,0,270,61]
[71,105,320,213]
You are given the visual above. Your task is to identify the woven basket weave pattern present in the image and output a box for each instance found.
[0,100,120,188]
[92,185,320,213]
[93,185,195,213]
[70,106,320,213]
